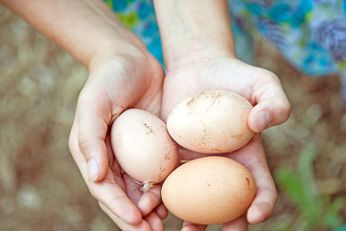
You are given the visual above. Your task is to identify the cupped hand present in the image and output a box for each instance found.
[69,44,167,231]
[162,55,291,131]
[161,54,291,230]
[178,136,276,231]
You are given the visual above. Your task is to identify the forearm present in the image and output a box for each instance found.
[153,0,235,68]
[1,0,142,65]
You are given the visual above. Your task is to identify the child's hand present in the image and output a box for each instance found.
[69,45,166,231]
[177,136,274,231]
[161,55,291,230]
[162,56,291,132]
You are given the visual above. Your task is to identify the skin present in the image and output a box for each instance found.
[2,0,166,230]
[2,0,291,230]
[68,50,167,230]
[154,0,291,230]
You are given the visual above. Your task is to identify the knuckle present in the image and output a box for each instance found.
[78,134,89,153]
[109,193,128,206]
[266,70,279,81]
[257,69,280,82]
[259,185,278,207]
[278,100,292,120]
[89,188,98,198]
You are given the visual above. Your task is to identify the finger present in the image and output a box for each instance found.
[155,204,168,220]
[145,212,164,231]
[247,201,274,224]
[76,88,115,182]
[123,173,143,204]
[248,73,291,132]
[230,136,277,224]
[181,221,206,231]
[105,137,126,191]
[99,202,151,231]
[222,216,248,231]
[90,179,143,225]
[69,122,142,225]
[138,185,162,216]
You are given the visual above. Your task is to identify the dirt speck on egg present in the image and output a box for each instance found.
[111,109,178,189]
[167,90,254,154]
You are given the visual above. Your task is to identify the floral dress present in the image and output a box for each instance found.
[104,0,346,96]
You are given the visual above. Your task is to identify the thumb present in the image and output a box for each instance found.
[77,90,121,182]
[248,75,291,133]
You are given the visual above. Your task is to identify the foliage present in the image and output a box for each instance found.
[275,144,345,231]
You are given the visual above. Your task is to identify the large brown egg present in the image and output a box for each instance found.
[161,156,256,224]
[167,90,254,154]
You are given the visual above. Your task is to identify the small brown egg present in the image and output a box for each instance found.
[167,90,254,154]
[111,109,178,190]
[162,156,256,224]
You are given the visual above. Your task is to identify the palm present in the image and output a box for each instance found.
[162,57,282,230]
[162,57,279,120]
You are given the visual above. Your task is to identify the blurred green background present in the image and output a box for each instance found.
[0,5,345,231]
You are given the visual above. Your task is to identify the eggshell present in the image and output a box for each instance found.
[167,90,254,154]
[161,156,256,224]
[111,109,178,186]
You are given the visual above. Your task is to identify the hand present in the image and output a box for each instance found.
[162,55,291,132]
[178,136,275,231]
[2,0,169,229]
[69,44,167,231]
[161,54,291,230]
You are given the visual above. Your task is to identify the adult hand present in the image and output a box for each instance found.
[161,54,291,230]
[69,44,167,231]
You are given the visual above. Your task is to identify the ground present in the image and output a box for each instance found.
[0,5,345,231]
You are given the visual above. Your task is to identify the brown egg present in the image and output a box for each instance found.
[161,156,256,224]
[111,109,178,190]
[167,90,254,154]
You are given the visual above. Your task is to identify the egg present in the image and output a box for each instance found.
[167,90,254,154]
[161,156,256,224]
[111,109,178,191]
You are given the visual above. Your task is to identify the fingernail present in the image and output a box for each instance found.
[257,111,271,132]
[87,159,99,182]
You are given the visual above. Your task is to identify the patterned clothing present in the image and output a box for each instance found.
[230,0,346,77]
[104,0,346,78]
[104,0,164,63]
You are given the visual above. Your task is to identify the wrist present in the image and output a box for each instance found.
[88,32,148,68]
[153,0,236,69]
[165,40,236,71]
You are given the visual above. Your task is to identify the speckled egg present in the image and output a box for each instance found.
[111,109,178,189]
[167,90,254,154]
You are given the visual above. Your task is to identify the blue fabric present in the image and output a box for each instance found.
[106,0,346,79]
